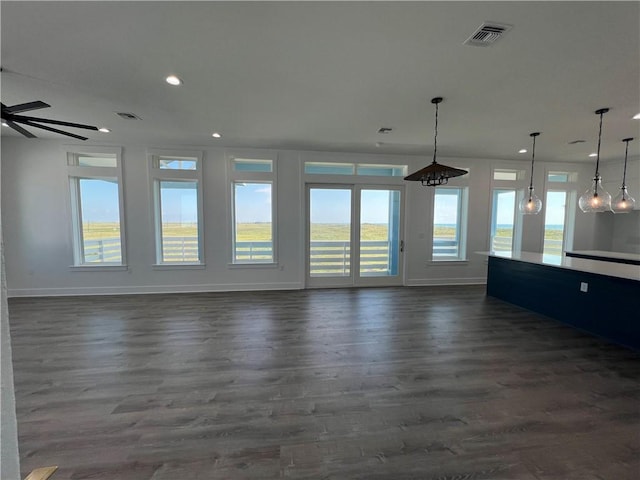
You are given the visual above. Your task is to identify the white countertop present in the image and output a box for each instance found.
[565,250,640,262]
[479,251,640,282]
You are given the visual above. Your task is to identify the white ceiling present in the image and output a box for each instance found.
[1,1,639,163]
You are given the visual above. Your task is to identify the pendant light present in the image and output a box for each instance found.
[611,137,636,213]
[579,108,612,213]
[404,97,468,186]
[519,132,543,214]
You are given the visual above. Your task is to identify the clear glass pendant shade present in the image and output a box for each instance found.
[611,187,636,213]
[578,176,612,213]
[519,187,543,214]
[611,138,636,214]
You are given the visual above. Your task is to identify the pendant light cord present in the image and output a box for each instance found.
[594,110,605,194]
[622,139,629,188]
[529,135,536,192]
[432,101,438,165]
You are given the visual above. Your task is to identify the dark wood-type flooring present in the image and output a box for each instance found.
[9,286,640,479]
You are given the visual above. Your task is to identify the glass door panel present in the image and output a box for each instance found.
[309,187,352,281]
[359,189,401,278]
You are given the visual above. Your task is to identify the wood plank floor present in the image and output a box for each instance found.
[9,285,640,480]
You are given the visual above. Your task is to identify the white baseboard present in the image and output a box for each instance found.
[7,282,304,298]
[406,277,486,287]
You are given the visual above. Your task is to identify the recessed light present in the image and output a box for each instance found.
[212,132,221,138]
[589,152,597,157]
[165,75,182,86]
[98,127,111,133]
[518,148,527,154]
[633,113,640,120]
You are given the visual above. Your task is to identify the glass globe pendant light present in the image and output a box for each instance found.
[519,132,543,214]
[579,108,612,213]
[611,137,636,213]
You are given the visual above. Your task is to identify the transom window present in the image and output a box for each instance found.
[305,162,406,177]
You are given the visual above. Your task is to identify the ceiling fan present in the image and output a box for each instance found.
[1,100,98,141]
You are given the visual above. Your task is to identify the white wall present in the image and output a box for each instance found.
[1,151,21,480]
[597,156,640,253]
[2,137,603,297]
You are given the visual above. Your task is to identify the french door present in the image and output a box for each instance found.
[306,184,404,287]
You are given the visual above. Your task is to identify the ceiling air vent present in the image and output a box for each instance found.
[115,112,142,120]
[464,22,512,47]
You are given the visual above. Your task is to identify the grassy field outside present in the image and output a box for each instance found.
[82,222,564,242]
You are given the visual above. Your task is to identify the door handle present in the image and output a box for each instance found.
[400,240,404,253]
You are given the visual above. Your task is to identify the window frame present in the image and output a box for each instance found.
[488,166,528,255]
[431,185,469,262]
[66,146,126,269]
[227,150,278,266]
[147,149,205,267]
[542,167,579,257]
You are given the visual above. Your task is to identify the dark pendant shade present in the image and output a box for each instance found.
[404,162,468,186]
[404,96,468,187]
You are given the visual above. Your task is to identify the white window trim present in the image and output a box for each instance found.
[64,145,127,269]
[542,166,579,255]
[147,148,205,267]
[226,150,278,265]
[431,186,469,262]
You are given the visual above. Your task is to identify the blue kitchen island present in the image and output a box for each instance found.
[485,251,640,350]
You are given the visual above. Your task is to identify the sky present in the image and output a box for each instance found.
[310,189,396,224]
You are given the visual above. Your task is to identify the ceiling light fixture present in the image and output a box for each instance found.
[98,127,111,133]
[1,121,8,127]
[611,137,636,214]
[165,75,182,86]
[519,132,543,215]
[588,152,597,157]
[404,97,468,186]
[212,132,221,138]
[579,108,612,213]
[518,148,527,154]
[633,113,640,120]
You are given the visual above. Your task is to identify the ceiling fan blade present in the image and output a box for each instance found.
[22,120,89,141]
[3,101,50,114]
[13,114,98,131]
[6,120,36,138]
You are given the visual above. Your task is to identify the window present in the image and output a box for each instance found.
[547,171,577,183]
[490,190,518,254]
[228,154,276,264]
[356,164,407,177]
[432,187,468,260]
[304,162,407,177]
[543,191,568,257]
[67,147,125,266]
[493,169,521,181]
[148,150,204,265]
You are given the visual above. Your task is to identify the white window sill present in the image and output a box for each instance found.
[152,263,205,270]
[227,262,279,270]
[69,265,129,272]
[428,259,469,266]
